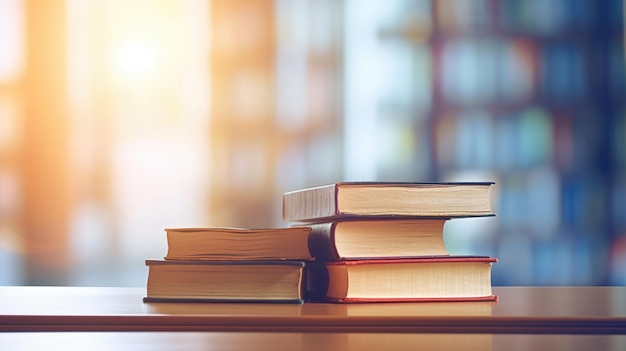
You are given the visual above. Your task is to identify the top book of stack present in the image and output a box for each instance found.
[283,182,495,223]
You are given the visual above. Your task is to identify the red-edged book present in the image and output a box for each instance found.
[307,256,497,303]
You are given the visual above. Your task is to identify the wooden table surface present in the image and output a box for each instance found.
[0,286,624,334]
[1,332,625,351]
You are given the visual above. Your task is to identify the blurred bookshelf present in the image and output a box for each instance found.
[208,0,344,228]
[207,0,625,285]
[344,0,626,285]
[0,0,624,286]
[358,0,625,285]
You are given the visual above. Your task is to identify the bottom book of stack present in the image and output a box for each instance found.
[306,256,498,303]
[144,259,307,303]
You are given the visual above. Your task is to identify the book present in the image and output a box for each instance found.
[307,256,497,303]
[144,259,307,303]
[163,226,313,261]
[283,182,495,222]
[308,218,449,260]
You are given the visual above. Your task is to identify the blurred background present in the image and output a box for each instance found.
[0,0,624,287]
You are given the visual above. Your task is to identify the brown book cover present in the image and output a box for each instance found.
[308,218,449,260]
[283,182,495,223]
[163,226,313,261]
[144,259,307,303]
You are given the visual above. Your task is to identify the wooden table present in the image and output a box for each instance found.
[1,332,625,351]
[0,286,624,334]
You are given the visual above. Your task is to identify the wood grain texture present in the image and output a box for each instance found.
[0,286,624,334]
[1,332,625,351]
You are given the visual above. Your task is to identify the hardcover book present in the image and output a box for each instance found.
[144,259,307,303]
[283,182,495,223]
[164,226,313,261]
[308,218,449,260]
[307,256,497,303]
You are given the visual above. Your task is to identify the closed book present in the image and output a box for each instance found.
[308,218,449,260]
[164,226,313,261]
[283,182,495,223]
[144,259,306,303]
[307,256,497,303]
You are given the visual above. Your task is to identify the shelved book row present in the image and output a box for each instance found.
[144,182,498,303]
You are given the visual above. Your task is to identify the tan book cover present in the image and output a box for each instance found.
[283,182,495,222]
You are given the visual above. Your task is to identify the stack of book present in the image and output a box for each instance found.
[144,226,313,303]
[282,181,498,303]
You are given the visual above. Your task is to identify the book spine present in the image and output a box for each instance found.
[305,261,331,299]
[308,222,342,261]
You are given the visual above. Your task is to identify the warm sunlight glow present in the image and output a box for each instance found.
[61,0,210,285]
[0,0,23,82]
[101,0,185,89]
[112,40,161,81]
